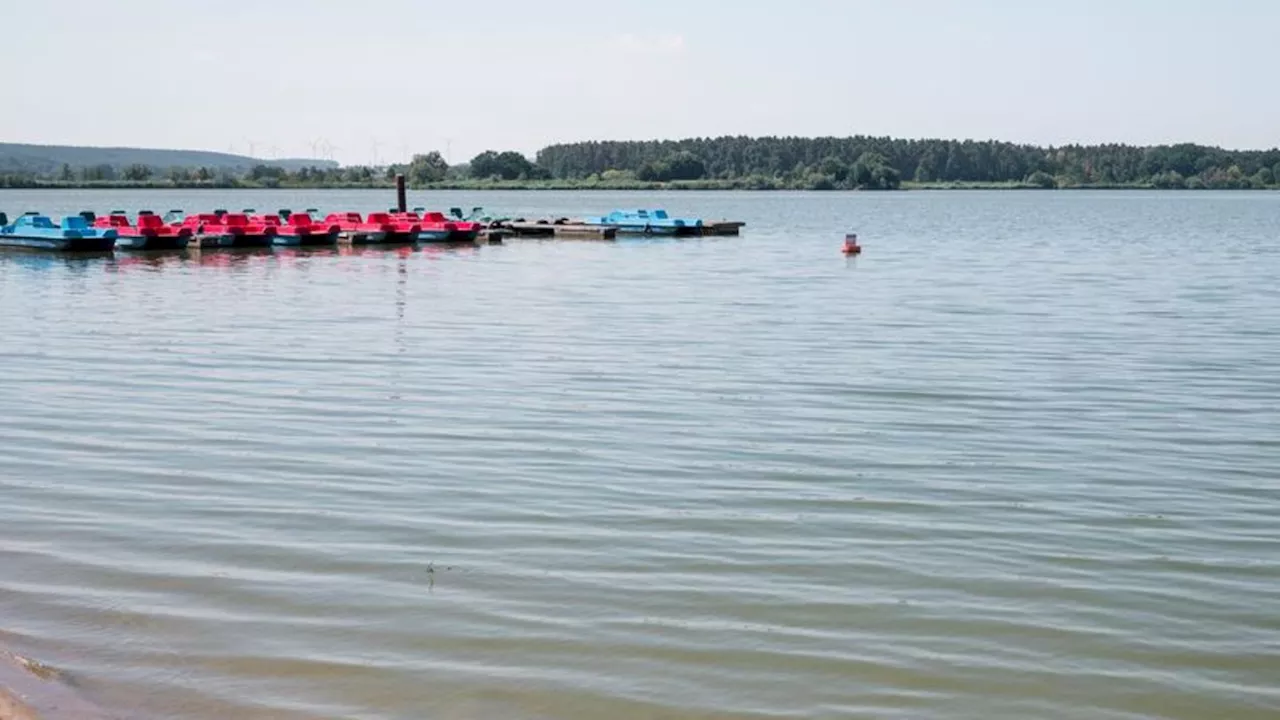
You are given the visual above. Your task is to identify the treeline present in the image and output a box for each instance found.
[0,162,399,189]
[0,150,556,190]
[535,136,1280,189]
[7,137,1280,191]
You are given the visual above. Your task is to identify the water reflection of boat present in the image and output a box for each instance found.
[272,246,340,261]
[338,244,417,258]
[112,251,195,271]
[189,247,274,269]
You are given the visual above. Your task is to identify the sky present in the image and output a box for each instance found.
[2,0,1276,165]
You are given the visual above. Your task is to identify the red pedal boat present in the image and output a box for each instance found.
[91,210,192,250]
[395,208,482,243]
[165,210,276,248]
[323,212,421,244]
[254,211,340,246]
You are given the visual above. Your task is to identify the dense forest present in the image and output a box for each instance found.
[3,138,1279,190]
[535,136,1280,190]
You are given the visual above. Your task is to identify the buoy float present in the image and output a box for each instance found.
[843,233,862,255]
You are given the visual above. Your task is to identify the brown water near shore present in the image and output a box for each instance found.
[0,648,108,720]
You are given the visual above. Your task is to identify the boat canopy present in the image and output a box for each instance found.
[16,215,57,229]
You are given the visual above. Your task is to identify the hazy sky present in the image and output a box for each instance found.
[3,0,1275,165]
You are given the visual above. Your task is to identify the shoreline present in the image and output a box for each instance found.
[0,650,106,720]
[2,182,1278,192]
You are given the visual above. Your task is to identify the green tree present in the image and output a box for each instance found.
[406,152,450,185]
[849,152,900,190]
[82,163,115,181]
[662,151,706,180]
[818,156,849,182]
[1026,171,1056,188]
[600,168,636,183]
[525,135,1278,189]
[637,151,706,182]
[805,172,836,190]
[636,159,667,182]
[123,164,152,181]
[470,150,542,180]
[250,164,285,182]
[59,163,74,182]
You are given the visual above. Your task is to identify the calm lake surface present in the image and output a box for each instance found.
[1,189,1278,720]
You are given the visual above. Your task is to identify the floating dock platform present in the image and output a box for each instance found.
[506,220,618,240]
[700,221,745,236]
[501,218,745,239]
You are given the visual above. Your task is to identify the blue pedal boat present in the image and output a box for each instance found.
[583,209,702,235]
[0,212,118,251]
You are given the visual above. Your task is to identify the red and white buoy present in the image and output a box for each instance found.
[842,233,862,255]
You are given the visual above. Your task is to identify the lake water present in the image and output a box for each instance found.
[1,189,1278,720]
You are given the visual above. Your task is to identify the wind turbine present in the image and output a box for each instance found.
[318,139,339,163]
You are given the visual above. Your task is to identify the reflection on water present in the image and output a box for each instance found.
[4,241,489,277]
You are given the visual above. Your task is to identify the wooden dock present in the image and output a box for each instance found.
[699,221,745,236]
[479,228,511,243]
[505,221,618,240]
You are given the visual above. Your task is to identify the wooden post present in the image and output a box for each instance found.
[395,174,407,212]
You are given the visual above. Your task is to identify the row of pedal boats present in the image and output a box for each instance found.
[582,209,703,235]
[0,208,485,251]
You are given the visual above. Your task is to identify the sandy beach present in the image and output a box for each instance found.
[0,654,41,720]
[0,689,38,720]
[0,651,106,720]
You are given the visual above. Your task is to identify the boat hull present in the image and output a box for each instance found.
[230,233,274,248]
[446,228,480,243]
[583,220,682,235]
[415,230,451,243]
[191,233,233,248]
[618,223,679,235]
[416,228,481,243]
[273,230,339,247]
[345,230,419,244]
[116,235,190,251]
[342,230,388,244]
[381,231,419,244]
[0,235,116,252]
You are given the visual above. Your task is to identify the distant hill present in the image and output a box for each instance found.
[0,143,339,175]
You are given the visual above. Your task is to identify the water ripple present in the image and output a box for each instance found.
[1,189,1278,719]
